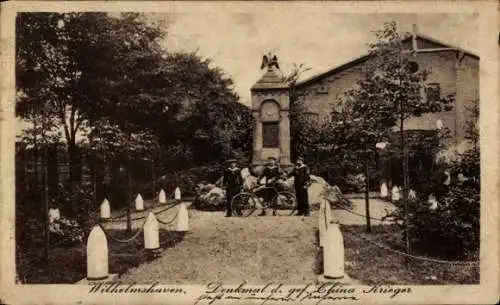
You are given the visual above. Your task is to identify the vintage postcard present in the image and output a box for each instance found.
[1,1,499,304]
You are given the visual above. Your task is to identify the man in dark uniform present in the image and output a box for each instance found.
[222,159,243,217]
[257,157,281,216]
[289,156,311,216]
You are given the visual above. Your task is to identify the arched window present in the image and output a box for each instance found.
[260,100,280,122]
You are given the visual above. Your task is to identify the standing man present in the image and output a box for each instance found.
[289,156,311,216]
[257,157,281,216]
[222,158,243,217]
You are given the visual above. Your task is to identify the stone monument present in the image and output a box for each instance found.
[251,53,291,166]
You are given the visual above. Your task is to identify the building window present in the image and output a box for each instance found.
[262,122,280,148]
[302,112,319,122]
[407,61,419,73]
[426,83,441,102]
[316,80,328,94]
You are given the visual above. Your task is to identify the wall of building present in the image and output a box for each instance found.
[456,54,479,142]
[295,42,479,146]
[296,59,372,121]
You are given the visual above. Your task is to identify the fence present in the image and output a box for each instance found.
[15,185,191,283]
[317,199,479,282]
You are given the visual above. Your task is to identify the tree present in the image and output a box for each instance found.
[17,12,252,206]
[284,63,315,160]
[150,52,252,171]
[323,21,455,250]
[394,101,480,259]
[16,12,169,184]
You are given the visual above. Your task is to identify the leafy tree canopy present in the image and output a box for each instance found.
[16,12,251,178]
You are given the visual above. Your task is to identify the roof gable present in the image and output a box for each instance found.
[296,34,479,88]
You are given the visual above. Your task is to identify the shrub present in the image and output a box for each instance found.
[386,103,480,259]
[155,164,225,198]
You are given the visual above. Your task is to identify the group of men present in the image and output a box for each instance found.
[221,156,311,217]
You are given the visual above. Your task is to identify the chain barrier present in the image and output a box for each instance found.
[156,210,179,225]
[152,200,181,216]
[98,200,184,242]
[17,180,182,282]
[154,202,182,225]
[105,199,181,223]
[99,216,147,243]
[319,200,479,266]
[341,226,479,266]
[106,189,177,221]
[334,204,388,222]
[19,200,183,266]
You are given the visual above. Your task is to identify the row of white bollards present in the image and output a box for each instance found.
[88,202,189,280]
[100,187,182,219]
[382,182,441,207]
[380,182,419,201]
[319,201,344,279]
[380,183,403,201]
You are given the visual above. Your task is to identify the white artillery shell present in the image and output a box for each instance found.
[144,212,160,250]
[323,223,344,279]
[174,187,181,200]
[100,199,110,219]
[135,194,144,211]
[175,203,189,231]
[87,225,109,280]
[159,189,166,203]
[380,182,388,198]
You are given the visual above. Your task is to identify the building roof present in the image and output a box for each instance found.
[295,34,479,88]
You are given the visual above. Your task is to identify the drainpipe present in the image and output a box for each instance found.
[412,24,418,52]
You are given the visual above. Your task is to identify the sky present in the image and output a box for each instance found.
[156,11,479,107]
[15,9,480,136]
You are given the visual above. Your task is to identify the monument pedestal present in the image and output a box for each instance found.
[251,59,292,166]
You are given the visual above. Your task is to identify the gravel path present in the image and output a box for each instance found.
[108,197,394,284]
[116,208,321,284]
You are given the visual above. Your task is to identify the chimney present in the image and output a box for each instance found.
[412,24,418,51]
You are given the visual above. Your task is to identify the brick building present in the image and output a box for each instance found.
[292,32,479,188]
[294,33,479,148]
[250,30,479,189]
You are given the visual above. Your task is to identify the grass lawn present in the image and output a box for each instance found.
[17,204,479,285]
[16,199,187,284]
[340,225,479,285]
[17,229,185,284]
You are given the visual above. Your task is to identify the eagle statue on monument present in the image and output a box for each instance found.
[261,52,280,71]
